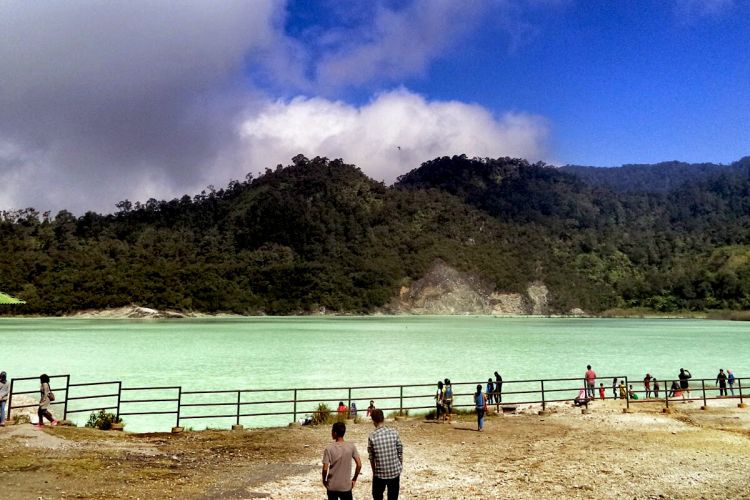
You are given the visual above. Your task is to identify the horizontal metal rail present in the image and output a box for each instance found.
[7,374,747,431]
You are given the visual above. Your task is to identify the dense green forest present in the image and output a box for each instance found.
[1,154,749,315]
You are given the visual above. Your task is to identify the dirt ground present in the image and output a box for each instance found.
[1,398,749,499]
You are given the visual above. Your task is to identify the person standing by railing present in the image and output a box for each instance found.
[653,378,660,399]
[36,374,58,427]
[678,368,692,401]
[716,369,728,397]
[475,384,487,432]
[584,365,596,400]
[612,377,618,400]
[0,371,8,426]
[494,371,503,404]
[643,373,652,399]
[728,370,735,396]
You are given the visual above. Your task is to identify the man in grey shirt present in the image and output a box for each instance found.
[367,409,403,500]
[322,421,362,500]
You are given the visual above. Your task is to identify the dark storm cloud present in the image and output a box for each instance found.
[0,1,282,213]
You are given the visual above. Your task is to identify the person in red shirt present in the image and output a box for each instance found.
[598,383,605,400]
[585,365,597,400]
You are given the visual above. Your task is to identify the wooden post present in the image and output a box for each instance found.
[701,379,708,409]
[176,387,182,428]
[236,391,241,426]
[541,380,546,411]
[293,389,298,422]
[7,378,14,421]
[63,375,71,421]
[399,386,403,414]
[116,381,122,420]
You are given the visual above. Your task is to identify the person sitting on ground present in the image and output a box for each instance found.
[337,401,348,415]
[628,385,639,400]
[366,400,376,417]
[574,388,588,407]
[349,402,358,419]
[669,380,681,398]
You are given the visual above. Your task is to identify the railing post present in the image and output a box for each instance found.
[739,379,744,406]
[7,378,14,422]
[541,380,546,411]
[625,376,630,410]
[116,381,122,420]
[63,375,71,420]
[176,387,182,428]
[665,381,669,409]
[348,387,352,412]
[293,389,298,422]
[399,386,403,414]
[701,379,707,408]
[236,391,241,426]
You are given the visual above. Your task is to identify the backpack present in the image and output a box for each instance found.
[444,386,453,402]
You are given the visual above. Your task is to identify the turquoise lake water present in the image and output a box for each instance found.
[1,317,747,431]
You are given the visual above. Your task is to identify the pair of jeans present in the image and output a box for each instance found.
[476,408,485,430]
[0,400,6,424]
[372,475,400,500]
[327,490,353,500]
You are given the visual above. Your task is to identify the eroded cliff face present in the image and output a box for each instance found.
[390,259,551,315]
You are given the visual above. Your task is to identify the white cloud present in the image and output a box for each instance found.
[239,89,549,183]
[673,0,735,21]
[313,0,485,88]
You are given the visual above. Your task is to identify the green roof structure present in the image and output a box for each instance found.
[0,292,25,304]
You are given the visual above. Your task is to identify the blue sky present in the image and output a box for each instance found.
[1,0,748,212]
[281,0,750,167]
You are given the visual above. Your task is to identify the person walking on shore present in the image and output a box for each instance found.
[728,370,736,396]
[367,409,403,500]
[585,365,597,400]
[36,374,58,427]
[0,371,8,426]
[475,384,487,432]
[322,422,361,500]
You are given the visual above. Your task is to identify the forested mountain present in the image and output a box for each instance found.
[1,155,749,315]
[561,157,750,194]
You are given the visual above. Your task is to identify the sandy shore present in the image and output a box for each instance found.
[1,398,748,499]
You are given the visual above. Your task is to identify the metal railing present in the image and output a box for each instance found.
[6,374,746,431]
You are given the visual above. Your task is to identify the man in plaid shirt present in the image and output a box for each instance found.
[367,409,403,500]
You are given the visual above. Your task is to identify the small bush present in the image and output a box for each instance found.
[85,409,122,430]
[311,403,331,425]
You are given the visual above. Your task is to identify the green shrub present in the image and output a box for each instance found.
[85,409,122,430]
[311,403,331,425]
